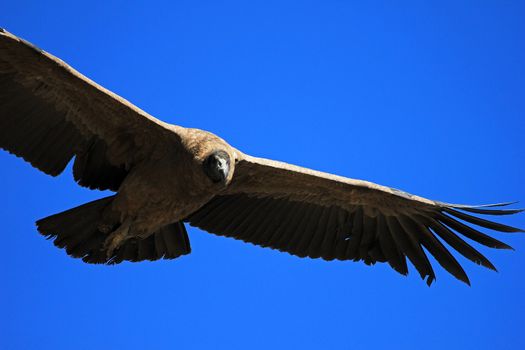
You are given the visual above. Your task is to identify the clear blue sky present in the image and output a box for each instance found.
[1,1,524,349]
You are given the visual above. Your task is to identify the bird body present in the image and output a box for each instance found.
[109,127,233,234]
[1,28,522,285]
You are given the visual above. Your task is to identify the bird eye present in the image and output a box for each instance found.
[203,150,230,183]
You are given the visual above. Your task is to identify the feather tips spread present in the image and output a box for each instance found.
[188,194,522,285]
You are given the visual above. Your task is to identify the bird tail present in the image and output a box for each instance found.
[36,195,191,264]
[36,195,117,262]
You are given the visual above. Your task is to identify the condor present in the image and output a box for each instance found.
[0,29,522,285]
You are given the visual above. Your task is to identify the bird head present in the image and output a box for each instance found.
[203,150,231,185]
[180,128,238,187]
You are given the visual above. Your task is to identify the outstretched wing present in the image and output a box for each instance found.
[188,153,523,285]
[0,29,180,190]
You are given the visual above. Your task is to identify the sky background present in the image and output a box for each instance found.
[1,1,524,349]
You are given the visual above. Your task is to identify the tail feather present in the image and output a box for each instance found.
[37,196,114,258]
[36,196,191,264]
[109,222,191,264]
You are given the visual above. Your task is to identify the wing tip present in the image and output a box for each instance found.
[425,275,435,287]
[442,205,525,233]
[423,268,471,287]
[466,201,519,208]
[482,259,498,272]
[453,274,471,287]
[440,200,521,209]
[462,277,472,287]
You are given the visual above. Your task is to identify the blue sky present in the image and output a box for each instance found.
[1,1,524,349]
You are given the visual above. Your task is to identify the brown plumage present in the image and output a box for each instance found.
[0,29,522,285]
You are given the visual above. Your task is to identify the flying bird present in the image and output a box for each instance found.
[0,29,522,286]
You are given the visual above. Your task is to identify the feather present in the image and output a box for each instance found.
[424,217,497,271]
[443,208,524,233]
[437,213,513,249]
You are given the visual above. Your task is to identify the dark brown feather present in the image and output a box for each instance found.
[443,208,524,233]
[377,214,408,275]
[188,188,522,285]
[437,213,513,249]
[424,217,497,271]
[346,206,364,260]
[1,30,180,190]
